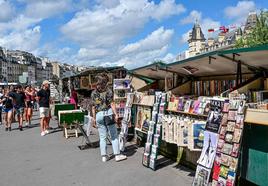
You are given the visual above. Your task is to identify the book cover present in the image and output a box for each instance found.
[189,121,206,151]
[205,99,224,133]
[184,100,192,113]
[193,100,201,114]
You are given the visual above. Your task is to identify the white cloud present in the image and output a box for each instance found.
[180,10,202,25]
[150,0,186,21]
[0,26,41,52]
[24,0,73,19]
[224,1,256,23]
[120,27,174,55]
[0,0,14,22]
[162,53,176,63]
[95,0,120,8]
[180,11,221,44]
[61,0,185,48]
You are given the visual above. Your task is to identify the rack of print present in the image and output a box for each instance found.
[129,45,268,185]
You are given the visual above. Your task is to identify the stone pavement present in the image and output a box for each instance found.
[0,112,194,186]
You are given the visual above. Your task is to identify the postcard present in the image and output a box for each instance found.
[229,158,238,172]
[221,154,231,167]
[233,128,242,143]
[225,133,233,143]
[237,100,246,114]
[212,162,221,181]
[235,115,244,129]
[221,113,228,126]
[217,139,225,150]
[229,100,239,110]
[222,143,233,155]
[228,111,237,121]
[226,171,236,186]
[227,121,236,132]
[220,165,229,178]
[219,126,227,139]
[231,143,240,158]
[223,102,230,113]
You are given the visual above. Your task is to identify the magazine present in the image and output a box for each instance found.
[188,121,206,151]
[205,99,224,133]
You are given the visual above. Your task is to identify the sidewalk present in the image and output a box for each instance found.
[0,112,194,186]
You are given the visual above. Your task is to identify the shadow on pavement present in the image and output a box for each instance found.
[156,157,176,171]
[173,164,195,177]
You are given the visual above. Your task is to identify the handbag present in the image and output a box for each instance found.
[104,114,115,126]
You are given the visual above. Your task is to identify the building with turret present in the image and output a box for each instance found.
[188,22,206,57]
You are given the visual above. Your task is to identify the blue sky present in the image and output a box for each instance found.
[0,0,267,69]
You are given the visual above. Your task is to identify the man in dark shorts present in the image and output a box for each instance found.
[9,85,26,131]
[37,80,51,136]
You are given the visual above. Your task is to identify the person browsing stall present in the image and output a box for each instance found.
[91,73,127,162]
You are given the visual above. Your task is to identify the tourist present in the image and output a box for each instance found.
[37,80,51,136]
[1,88,13,131]
[70,87,78,109]
[91,73,127,162]
[0,88,3,125]
[9,85,26,131]
[24,85,35,127]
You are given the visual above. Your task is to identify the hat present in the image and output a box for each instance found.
[42,80,50,85]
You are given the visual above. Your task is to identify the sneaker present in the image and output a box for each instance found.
[45,130,49,134]
[8,127,11,131]
[115,154,127,162]
[5,127,8,131]
[25,122,29,126]
[102,156,108,162]
[19,127,23,131]
[41,131,46,136]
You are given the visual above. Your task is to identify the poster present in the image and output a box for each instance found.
[205,99,224,133]
[197,131,218,168]
[188,121,206,151]
[192,165,211,186]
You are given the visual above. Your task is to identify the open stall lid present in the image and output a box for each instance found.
[168,45,268,77]
[129,62,174,80]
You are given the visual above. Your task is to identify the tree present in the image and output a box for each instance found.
[235,11,268,48]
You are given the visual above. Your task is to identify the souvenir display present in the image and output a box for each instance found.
[211,98,246,186]
[142,92,166,171]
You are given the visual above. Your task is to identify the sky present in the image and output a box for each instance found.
[0,0,267,69]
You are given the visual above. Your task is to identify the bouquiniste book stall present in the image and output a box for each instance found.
[130,45,268,186]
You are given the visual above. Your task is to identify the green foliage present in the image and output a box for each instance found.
[235,11,268,48]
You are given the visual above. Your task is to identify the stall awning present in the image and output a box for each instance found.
[167,45,268,77]
[129,62,174,80]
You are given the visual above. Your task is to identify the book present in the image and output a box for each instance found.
[205,99,224,133]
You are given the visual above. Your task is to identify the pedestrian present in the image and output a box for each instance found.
[0,88,3,125]
[70,87,78,109]
[1,88,13,131]
[91,73,127,162]
[24,85,35,126]
[9,85,26,131]
[37,80,51,136]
